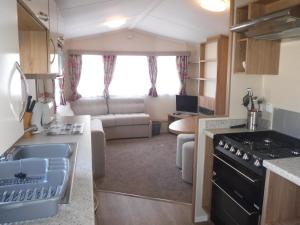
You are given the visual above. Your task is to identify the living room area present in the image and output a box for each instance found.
[52,2,229,222]
[57,29,201,204]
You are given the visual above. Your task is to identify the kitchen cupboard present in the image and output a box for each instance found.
[17,2,49,74]
[21,0,49,29]
[233,3,280,75]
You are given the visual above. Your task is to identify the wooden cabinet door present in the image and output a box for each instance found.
[22,0,49,29]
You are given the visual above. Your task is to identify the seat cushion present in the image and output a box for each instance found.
[92,115,116,127]
[108,97,145,114]
[114,113,150,126]
[71,98,108,116]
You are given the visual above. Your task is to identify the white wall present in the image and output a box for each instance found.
[263,40,300,113]
[64,29,199,121]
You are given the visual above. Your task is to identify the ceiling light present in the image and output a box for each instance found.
[104,17,127,28]
[199,0,229,12]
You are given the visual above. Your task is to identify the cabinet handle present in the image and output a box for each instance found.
[50,38,56,64]
[15,62,29,121]
[37,11,49,22]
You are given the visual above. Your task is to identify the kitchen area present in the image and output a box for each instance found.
[0,0,95,224]
[193,0,300,225]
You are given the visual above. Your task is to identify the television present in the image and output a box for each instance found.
[176,95,198,114]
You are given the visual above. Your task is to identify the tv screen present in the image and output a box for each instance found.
[176,95,198,113]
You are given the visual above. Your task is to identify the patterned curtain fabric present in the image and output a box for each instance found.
[59,77,66,105]
[176,56,189,95]
[69,54,82,101]
[103,55,117,98]
[147,56,158,97]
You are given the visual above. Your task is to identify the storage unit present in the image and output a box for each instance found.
[188,35,229,116]
[233,2,281,75]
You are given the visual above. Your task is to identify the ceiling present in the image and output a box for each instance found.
[56,0,230,43]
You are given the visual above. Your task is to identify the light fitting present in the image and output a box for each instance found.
[199,0,229,12]
[104,17,127,28]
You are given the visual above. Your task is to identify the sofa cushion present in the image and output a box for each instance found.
[71,98,108,116]
[92,114,116,127]
[108,97,144,114]
[114,113,150,126]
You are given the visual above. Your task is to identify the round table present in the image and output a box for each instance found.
[168,117,197,134]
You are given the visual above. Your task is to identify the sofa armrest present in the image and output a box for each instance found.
[91,119,106,178]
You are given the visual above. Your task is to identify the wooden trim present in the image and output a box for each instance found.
[201,136,214,216]
[225,0,235,116]
[192,116,199,221]
[264,0,300,13]
[67,49,191,56]
[261,170,300,225]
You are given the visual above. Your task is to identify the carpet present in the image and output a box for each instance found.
[94,134,192,203]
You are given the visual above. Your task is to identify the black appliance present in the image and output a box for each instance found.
[211,130,300,225]
[176,95,198,114]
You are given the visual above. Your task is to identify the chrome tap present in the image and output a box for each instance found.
[24,125,38,133]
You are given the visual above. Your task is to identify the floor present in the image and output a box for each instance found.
[95,191,212,225]
[95,134,192,203]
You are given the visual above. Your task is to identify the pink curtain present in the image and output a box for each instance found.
[176,56,189,95]
[69,54,82,101]
[103,55,116,98]
[147,56,158,97]
[59,77,66,105]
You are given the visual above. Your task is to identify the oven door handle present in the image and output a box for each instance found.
[211,179,257,216]
[212,153,259,184]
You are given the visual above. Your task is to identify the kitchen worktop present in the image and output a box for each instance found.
[16,115,95,225]
[205,127,254,138]
[263,157,300,187]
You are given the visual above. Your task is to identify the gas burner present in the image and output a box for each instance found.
[291,150,300,156]
[263,138,272,145]
[243,140,254,145]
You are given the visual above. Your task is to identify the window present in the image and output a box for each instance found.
[156,56,180,95]
[77,55,104,97]
[109,56,150,96]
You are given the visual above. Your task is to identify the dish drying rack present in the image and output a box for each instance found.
[0,158,69,224]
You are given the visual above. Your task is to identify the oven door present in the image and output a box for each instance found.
[211,153,264,225]
[211,178,260,225]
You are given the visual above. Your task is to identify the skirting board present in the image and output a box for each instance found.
[194,209,208,223]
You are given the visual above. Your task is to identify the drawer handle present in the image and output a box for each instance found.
[211,179,257,216]
[212,153,259,184]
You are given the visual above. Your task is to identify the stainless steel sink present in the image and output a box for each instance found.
[12,144,72,160]
[10,143,78,204]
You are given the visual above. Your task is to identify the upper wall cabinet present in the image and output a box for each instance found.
[233,2,281,75]
[21,0,49,29]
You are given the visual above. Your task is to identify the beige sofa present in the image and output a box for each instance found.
[71,97,152,140]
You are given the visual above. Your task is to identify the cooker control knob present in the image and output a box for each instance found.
[242,153,250,161]
[229,146,236,153]
[254,159,262,167]
[224,143,231,150]
[218,140,225,147]
[236,149,243,157]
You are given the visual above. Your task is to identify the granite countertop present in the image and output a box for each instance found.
[16,115,95,225]
[263,158,300,187]
[205,128,252,138]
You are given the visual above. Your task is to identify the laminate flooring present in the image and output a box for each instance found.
[95,191,212,225]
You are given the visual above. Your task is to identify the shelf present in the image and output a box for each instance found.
[25,73,63,80]
[199,59,217,63]
[238,38,248,42]
[187,77,216,81]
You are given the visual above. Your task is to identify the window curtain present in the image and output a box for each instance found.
[103,55,117,98]
[147,56,158,97]
[69,54,82,101]
[176,56,188,95]
[59,77,66,105]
